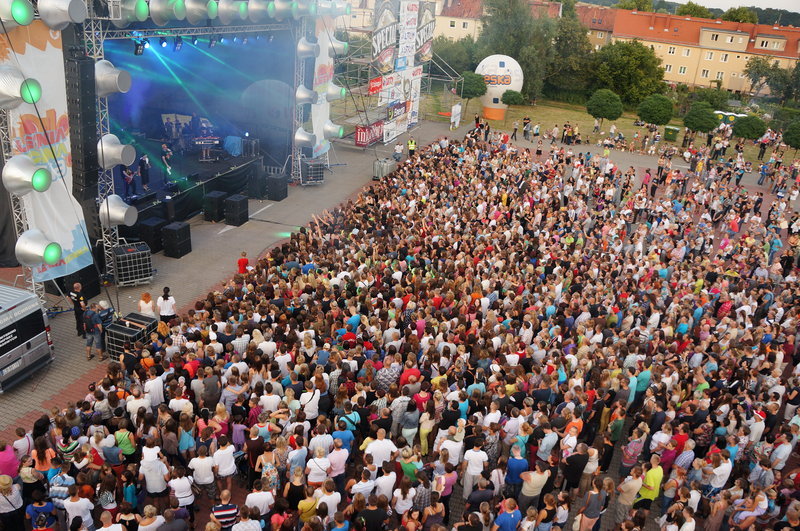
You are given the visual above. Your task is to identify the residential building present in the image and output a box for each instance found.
[575,4,616,50]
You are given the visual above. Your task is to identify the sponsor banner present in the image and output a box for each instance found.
[355,120,384,147]
[372,0,399,74]
[1,22,92,281]
[378,72,403,107]
[311,16,335,157]
[415,2,435,63]
[450,102,462,129]
[368,76,383,95]
[387,100,407,121]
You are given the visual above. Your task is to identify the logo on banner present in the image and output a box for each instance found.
[369,77,383,94]
[14,109,70,176]
[355,120,385,147]
[372,0,399,74]
[387,101,407,121]
[415,2,435,63]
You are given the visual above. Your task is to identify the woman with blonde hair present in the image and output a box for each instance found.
[138,292,156,318]
[0,474,23,528]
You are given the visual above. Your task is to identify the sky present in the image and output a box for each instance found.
[671,0,799,13]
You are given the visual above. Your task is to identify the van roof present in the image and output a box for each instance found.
[0,285,39,312]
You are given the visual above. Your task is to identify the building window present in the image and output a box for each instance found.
[705,51,713,60]
[738,37,744,43]
[679,66,687,75]
[772,41,781,49]
[492,97,499,104]
[726,35,734,43]
[668,46,676,55]
[716,71,724,80]
[720,53,728,62]
[683,49,691,57]
[499,61,505,67]
[701,69,709,78]
[462,22,468,28]
[760,39,769,48]
[597,31,604,38]
[710,33,719,41]
[664,64,672,72]
[449,20,455,27]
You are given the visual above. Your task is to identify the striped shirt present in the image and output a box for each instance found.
[212,503,238,530]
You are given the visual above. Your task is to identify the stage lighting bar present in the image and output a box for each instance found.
[16,229,61,266]
[102,23,290,40]
[133,39,144,54]
[111,0,149,28]
[174,36,183,50]
[2,155,51,196]
[0,66,41,109]
[0,0,34,32]
[38,0,87,30]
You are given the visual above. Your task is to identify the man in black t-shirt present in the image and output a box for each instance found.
[69,282,86,338]
[356,495,388,529]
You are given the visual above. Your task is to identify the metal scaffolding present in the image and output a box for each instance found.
[291,17,309,183]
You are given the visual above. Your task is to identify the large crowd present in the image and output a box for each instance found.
[1,123,800,531]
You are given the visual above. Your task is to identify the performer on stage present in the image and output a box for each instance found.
[138,154,151,191]
[122,166,137,199]
[161,143,173,179]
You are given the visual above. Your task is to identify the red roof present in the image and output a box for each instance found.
[440,0,483,19]
[575,4,616,32]
[529,0,562,20]
[612,10,800,59]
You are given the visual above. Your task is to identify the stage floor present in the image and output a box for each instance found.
[114,138,261,207]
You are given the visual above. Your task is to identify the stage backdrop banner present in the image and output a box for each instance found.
[0,22,92,281]
[397,1,418,69]
[311,16,335,158]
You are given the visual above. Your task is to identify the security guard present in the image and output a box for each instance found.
[407,136,416,158]
[69,282,86,338]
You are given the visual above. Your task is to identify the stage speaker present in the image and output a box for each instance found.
[113,242,153,286]
[64,56,99,200]
[247,168,267,199]
[99,194,138,227]
[224,194,248,226]
[137,216,167,253]
[267,173,288,201]
[294,127,316,148]
[203,190,227,221]
[130,190,157,207]
[162,197,176,223]
[45,264,101,300]
[295,84,318,105]
[95,59,131,98]
[323,120,344,139]
[326,82,346,102]
[2,154,51,195]
[38,0,87,30]
[328,36,348,57]
[296,37,319,58]
[162,221,191,258]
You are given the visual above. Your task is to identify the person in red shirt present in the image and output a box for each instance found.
[237,251,249,274]
[399,360,422,387]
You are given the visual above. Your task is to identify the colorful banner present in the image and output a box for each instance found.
[1,22,92,281]
[368,77,383,95]
[355,120,384,147]
[378,72,402,106]
[311,16,335,158]
[372,0,399,74]
[415,2,435,63]
[397,1,418,69]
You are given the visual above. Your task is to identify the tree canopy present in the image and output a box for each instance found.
[721,6,758,24]
[459,71,487,111]
[586,89,623,125]
[589,41,664,105]
[785,120,800,151]
[432,36,477,76]
[676,1,712,18]
[683,102,717,133]
[614,0,652,11]
[732,115,767,140]
[637,94,674,125]
[743,56,773,96]
[501,90,526,106]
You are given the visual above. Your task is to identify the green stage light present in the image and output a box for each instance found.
[237,0,247,17]
[31,168,50,192]
[10,0,34,25]
[43,242,61,265]
[134,0,149,19]
[20,78,40,104]
[174,0,186,17]
[207,0,217,18]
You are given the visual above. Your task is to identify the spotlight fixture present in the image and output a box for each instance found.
[160,36,168,47]
[2,155,52,196]
[38,0,88,30]
[232,35,238,43]
[15,229,61,266]
[174,36,183,50]
[133,39,144,55]
[0,0,35,32]
[142,38,150,48]
[191,35,198,45]
[0,66,41,109]
[209,34,218,47]
[219,35,225,44]
[241,36,248,44]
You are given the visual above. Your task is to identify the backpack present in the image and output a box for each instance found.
[83,310,96,333]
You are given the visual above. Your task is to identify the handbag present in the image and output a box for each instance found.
[572,513,583,531]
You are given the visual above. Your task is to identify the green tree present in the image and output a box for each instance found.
[586,89,623,127]
[721,6,758,23]
[501,90,526,106]
[683,102,717,134]
[676,1,712,18]
[544,16,592,97]
[432,36,471,75]
[589,41,665,105]
[638,94,674,125]
[690,87,729,111]
[459,71,487,113]
[766,66,794,103]
[479,0,535,57]
[615,0,652,10]
[744,56,773,96]
[732,115,767,140]
[784,120,800,152]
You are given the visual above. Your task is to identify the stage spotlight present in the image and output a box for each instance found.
[325,82,346,102]
[217,0,246,24]
[160,37,168,47]
[95,59,132,98]
[248,0,270,22]
[173,36,183,51]
[191,35,198,45]
[323,120,344,139]
[232,35,238,43]
[133,39,144,55]
[2,155,51,196]
[143,38,150,48]
[271,0,292,20]
[38,0,87,30]
[112,0,149,28]
[292,0,316,18]
[242,36,248,44]
[149,0,187,26]
[15,229,61,266]
[296,37,319,59]
[294,126,316,148]
[0,66,41,109]
[97,133,136,169]
[184,0,211,24]
[328,36,348,57]
[0,0,34,32]
[99,194,138,228]
[218,35,225,44]
[209,35,218,47]
[295,84,318,105]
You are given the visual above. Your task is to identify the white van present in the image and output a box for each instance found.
[0,285,54,393]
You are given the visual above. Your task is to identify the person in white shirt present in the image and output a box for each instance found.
[156,287,177,321]
[126,386,151,424]
[461,439,488,499]
[98,510,124,531]
[314,479,341,520]
[306,447,332,487]
[244,480,275,519]
[167,466,195,524]
[143,368,165,408]
[392,477,416,515]
[299,382,321,421]
[364,429,398,468]
[213,436,237,494]
[188,446,216,500]
[258,384,281,412]
[374,463,397,500]
[63,485,95,529]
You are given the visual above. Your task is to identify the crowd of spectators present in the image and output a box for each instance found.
[1,126,800,531]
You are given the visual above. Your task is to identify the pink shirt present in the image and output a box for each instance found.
[0,446,19,478]
[328,448,349,477]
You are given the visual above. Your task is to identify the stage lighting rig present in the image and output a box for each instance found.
[0,0,34,32]
[2,155,51,195]
[209,34,218,47]
[133,39,144,54]
[0,66,41,109]
[174,36,183,50]
[143,38,150,48]
[191,36,199,45]
[38,0,87,30]
[160,36,168,47]
[15,230,61,266]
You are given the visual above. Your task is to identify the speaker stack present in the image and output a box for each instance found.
[203,190,228,222]
[65,56,99,202]
[267,173,288,201]
[247,165,267,199]
[162,221,191,258]
[137,217,168,253]
[225,194,249,226]
[44,264,101,300]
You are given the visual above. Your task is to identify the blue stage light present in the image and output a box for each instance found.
[143,38,150,49]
